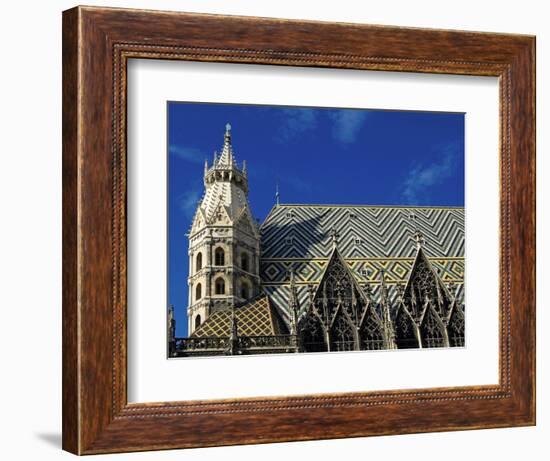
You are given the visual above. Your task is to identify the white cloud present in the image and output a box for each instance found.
[277,109,318,142]
[329,111,368,144]
[178,186,202,219]
[401,144,460,204]
[169,145,205,164]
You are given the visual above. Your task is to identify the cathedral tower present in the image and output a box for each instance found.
[186,124,261,335]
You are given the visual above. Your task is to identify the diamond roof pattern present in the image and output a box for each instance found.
[258,204,465,320]
[192,295,286,338]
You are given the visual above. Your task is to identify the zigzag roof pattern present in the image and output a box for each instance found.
[259,204,465,322]
[260,204,464,259]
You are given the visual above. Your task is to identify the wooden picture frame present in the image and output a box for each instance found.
[62,5,535,455]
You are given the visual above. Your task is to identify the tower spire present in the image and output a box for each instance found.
[187,124,259,335]
[275,180,280,206]
[217,122,236,167]
[379,269,397,349]
[288,266,299,336]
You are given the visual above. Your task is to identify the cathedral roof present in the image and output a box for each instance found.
[259,204,464,323]
[260,204,464,259]
[191,295,288,338]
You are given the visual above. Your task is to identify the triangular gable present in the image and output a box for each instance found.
[402,244,453,323]
[447,301,465,346]
[310,246,371,328]
[358,297,383,330]
[312,246,368,305]
[206,198,232,225]
[189,206,208,235]
[234,205,259,238]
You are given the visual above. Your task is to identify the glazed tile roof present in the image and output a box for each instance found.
[260,204,464,259]
[191,295,287,338]
[259,204,465,320]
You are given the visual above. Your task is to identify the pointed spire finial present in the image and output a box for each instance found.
[204,158,208,176]
[447,281,456,300]
[288,264,300,336]
[289,265,295,284]
[414,230,425,249]
[330,228,340,249]
[220,123,234,166]
[231,304,238,336]
[275,180,280,206]
[379,267,389,302]
[224,123,231,143]
[226,303,240,355]
[378,268,397,350]
[396,283,404,301]
[409,211,425,249]
[167,304,176,351]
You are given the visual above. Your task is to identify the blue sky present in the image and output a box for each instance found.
[168,102,465,337]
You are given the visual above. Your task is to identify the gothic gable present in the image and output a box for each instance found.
[359,308,386,350]
[402,244,454,324]
[234,205,259,238]
[394,300,419,349]
[419,303,449,348]
[311,246,367,328]
[298,311,327,352]
[447,302,465,347]
[190,207,207,234]
[206,199,232,225]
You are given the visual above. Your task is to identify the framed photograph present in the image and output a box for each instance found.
[62,6,535,455]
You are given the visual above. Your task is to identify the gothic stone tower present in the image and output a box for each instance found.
[186,124,261,335]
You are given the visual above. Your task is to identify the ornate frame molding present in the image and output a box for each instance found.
[62,6,535,454]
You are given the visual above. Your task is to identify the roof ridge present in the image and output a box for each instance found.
[275,203,465,209]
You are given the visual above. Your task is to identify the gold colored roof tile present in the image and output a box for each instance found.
[192,295,284,338]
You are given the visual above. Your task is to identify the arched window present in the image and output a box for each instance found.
[195,252,202,272]
[195,283,202,301]
[448,305,465,347]
[359,313,385,350]
[240,282,250,300]
[194,315,201,329]
[420,307,447,348]
[395,306,419,349]
[240,253,249,272]
[330,314,356,352]
[215,247,225,266]
[299,313,327,353]
[215,278,225,295]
